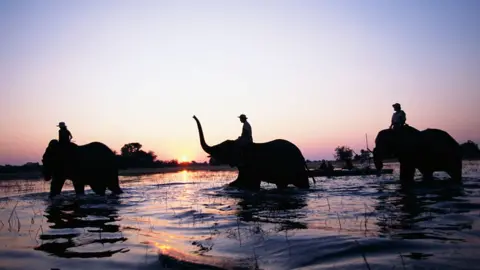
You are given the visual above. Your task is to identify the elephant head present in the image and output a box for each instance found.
[372,129,397,173]
[193,116,238,166]
[373,126,421,173]
[42,139,60,181]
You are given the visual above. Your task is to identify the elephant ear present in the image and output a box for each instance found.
[207,140,238,165]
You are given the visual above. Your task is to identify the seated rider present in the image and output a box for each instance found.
[235,114,253,166]
[319,160,327,170]
[58,122,73,145]
[327,161,334,174]
[390,103,406,130]
[344,158,354,170]
[56,122,73,171]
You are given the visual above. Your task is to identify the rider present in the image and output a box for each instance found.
[57,122,73,171]
[235,114,253,166]
[390,103,406,130]
[319,160,327,170]
[58,122,73,145]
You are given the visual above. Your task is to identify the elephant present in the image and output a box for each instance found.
[193,115,314,190]
[372,125,462,183]
[42,139,123,198]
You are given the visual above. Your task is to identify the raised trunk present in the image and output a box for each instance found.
[192,116,212,153]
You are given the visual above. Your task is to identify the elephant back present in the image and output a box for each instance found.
[374,126,422,157]
[75,142,117,168]
[420,129,462,159]
[250,139,306,166]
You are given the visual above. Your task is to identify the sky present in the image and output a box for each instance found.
[1,0,479,165]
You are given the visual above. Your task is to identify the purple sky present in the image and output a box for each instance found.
[1,0,479,165]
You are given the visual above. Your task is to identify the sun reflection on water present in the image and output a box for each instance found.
[181,170,188,182]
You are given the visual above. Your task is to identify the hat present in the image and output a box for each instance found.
[392,103,401,107]
[238,114,247,119]
[57,122,66,128]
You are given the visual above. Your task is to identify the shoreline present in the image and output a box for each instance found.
[0,165,237,181]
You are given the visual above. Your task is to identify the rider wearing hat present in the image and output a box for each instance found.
[237,114,252,144]
[390,103,406,130]
[235,114,253,166]
[57,122,73,145]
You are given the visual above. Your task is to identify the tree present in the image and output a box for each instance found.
[461,140,480,159]
[147,151,157,162]
[334,146,353,161]
[121,142,143,156]
[119,142,158,168]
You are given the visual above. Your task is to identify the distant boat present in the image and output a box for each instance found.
[308,168,394,177]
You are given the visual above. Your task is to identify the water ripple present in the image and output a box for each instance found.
[0,163,479,269]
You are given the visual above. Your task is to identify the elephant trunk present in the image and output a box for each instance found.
[373,147,384,176]
[192,115,212,154]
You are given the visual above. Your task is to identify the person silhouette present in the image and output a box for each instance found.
[319,160,327,170]
[237,114,252,143]
[235,114,253,166]
[57,122,74,171]
[57,122,73,145]
[390,103,406,130]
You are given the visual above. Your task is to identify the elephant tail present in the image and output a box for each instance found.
[305,162,316,184]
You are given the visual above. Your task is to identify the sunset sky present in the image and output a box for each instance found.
[1,0,479,165]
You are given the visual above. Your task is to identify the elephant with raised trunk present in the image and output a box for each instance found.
[373,125,462,182]
[193,115,314,190]
[42,139,123,198]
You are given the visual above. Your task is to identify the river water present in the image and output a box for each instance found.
[0,161,479,269]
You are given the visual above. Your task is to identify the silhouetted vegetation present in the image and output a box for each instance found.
[461,140,480,160]
[353,149,371,162]
[0,162,41,174]
[334,146,353,162]
[116,142,211,169]
[117,142,159,168]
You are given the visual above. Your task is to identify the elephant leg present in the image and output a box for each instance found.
[108,174,123,195]
[294,170,310,189]
[90,181,106,196]
[276,182,288,190]
[245,177,261,191]
[49,177,66,198]
[228,178,242,187]
[447,161,462,182]
[448,169,462,182]
[399,163,416,183]
[229,169,247,187]
[419,169,434,182]
[294,179,310,189]
[109,184,123,195]
[73,181,85,195]
[229,169,260,191]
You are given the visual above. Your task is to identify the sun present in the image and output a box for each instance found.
[180,156,188,163]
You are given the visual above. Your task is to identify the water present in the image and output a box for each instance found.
[1,161,479,270]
